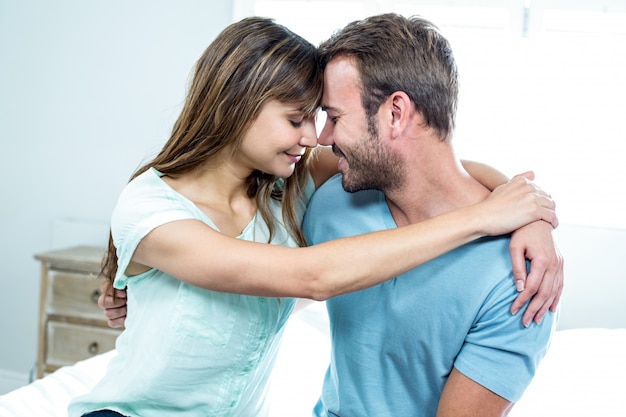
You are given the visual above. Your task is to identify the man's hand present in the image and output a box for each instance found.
[98,280,127,328]
[509,221,564,327]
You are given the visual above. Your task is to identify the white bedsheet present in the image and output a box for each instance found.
[0,350,115,417]
[1,323,624,417]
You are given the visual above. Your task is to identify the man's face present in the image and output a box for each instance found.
[319,56,403,192]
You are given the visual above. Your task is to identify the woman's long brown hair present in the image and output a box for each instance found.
[100,17,323,288]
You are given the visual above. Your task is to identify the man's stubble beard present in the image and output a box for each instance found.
[341,120,404,194]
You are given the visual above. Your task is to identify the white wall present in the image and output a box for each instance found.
[0,0,233,379]
[554,224,626,330]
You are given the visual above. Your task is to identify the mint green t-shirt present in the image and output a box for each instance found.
[69,168,314,417]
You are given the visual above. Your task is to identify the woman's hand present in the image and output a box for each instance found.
[477,172,558,236]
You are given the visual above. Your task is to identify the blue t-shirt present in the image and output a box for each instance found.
[303,174,556,417]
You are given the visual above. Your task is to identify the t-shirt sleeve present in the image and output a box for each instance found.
[453,279,558,402]
[110,173,196,289]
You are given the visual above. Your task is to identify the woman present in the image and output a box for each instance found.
[69,17,557,417]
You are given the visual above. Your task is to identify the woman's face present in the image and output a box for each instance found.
[237,100,318,178]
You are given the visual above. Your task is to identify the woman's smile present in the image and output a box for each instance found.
[284,151,303,164]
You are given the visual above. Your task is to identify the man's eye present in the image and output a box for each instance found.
[323,111,338,124]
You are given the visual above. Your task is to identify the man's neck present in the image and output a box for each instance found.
[385,157,490,228]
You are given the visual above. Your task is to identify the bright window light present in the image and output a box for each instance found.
[235,0,626,229]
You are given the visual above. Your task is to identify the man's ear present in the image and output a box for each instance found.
[388,91,412,139]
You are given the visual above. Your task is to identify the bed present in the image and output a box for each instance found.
[1,315,624,417]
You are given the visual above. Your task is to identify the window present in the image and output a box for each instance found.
[234,0,626,228]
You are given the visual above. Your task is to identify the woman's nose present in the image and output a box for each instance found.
[299,119,319,148]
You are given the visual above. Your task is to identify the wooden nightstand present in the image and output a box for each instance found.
[34,245,122,378]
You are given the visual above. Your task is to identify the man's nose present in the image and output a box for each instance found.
[317,119,334,146]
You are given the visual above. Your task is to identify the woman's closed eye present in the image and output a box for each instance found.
[290,119,304,128]
[290,114,315,128]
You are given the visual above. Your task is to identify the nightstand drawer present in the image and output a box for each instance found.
[35,246,109,378]
[46,320,119,369]
[47,269,103,320]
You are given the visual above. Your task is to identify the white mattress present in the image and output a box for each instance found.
[1,320,624,417]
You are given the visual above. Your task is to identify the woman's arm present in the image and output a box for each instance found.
[131,175,556,300]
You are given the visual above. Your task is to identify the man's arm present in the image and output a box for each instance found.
[309,146,339,188]
[461,160,509,190]
[437,368,514,417]
[462,160,564,327]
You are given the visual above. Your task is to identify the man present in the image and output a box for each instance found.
[99,12,562,416]
[302,13,558,416]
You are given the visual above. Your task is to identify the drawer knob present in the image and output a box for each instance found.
[90,289,101,304]
[88,341,99,355]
